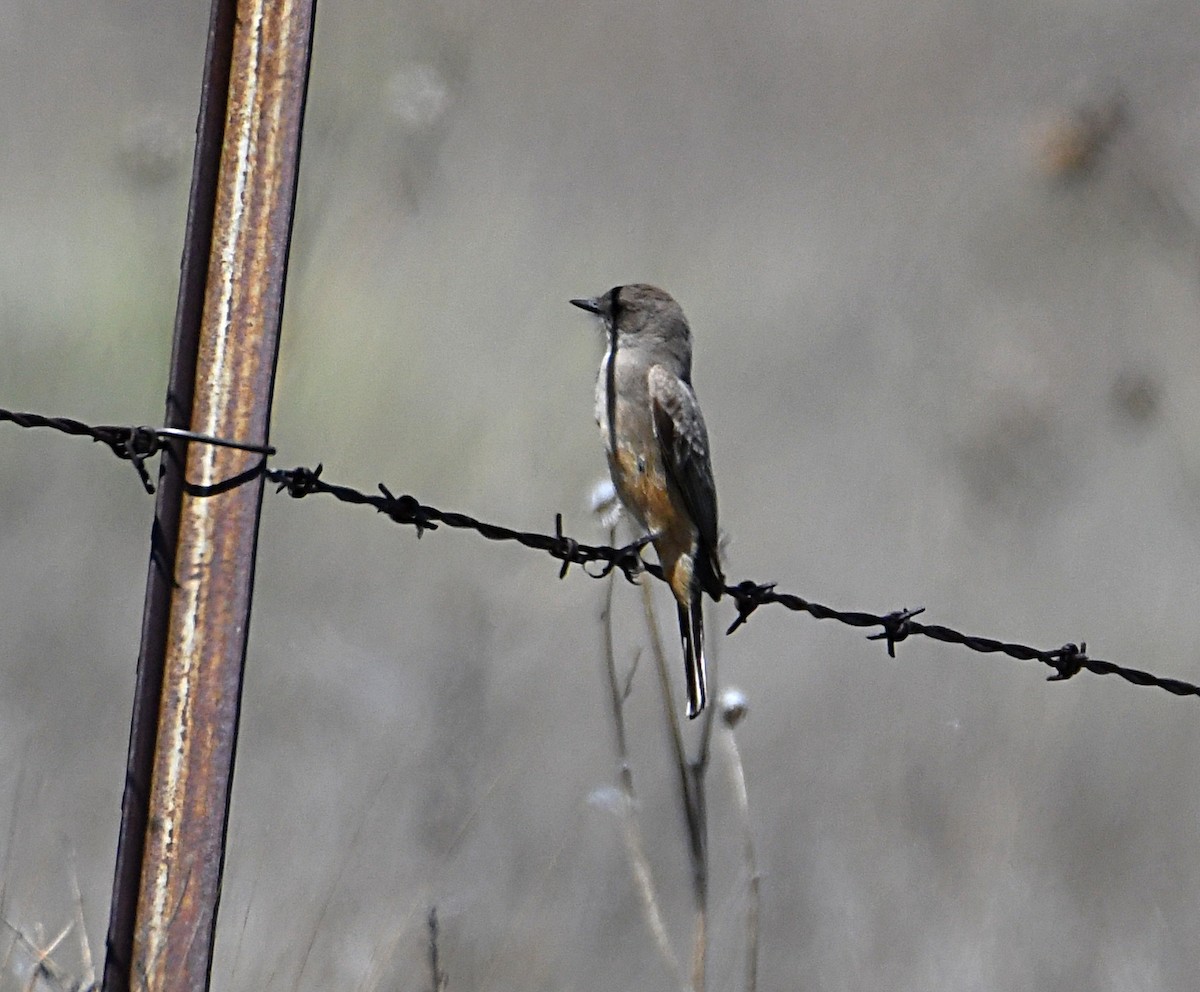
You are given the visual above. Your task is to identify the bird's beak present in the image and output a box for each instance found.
[570,297,602,314]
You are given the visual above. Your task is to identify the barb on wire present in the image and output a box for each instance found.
[4,405,1199,702]
[0,407,275,494]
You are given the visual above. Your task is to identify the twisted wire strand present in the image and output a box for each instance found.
[3,405,1195,700]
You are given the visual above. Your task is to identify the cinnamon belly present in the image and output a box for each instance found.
[608,446,696,604]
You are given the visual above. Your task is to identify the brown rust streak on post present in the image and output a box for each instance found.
[102,2,236,988]
[127,1,315,990]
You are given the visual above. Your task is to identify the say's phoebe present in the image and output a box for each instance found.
[571,284,724,718]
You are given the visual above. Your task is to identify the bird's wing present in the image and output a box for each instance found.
[648,365,721,569]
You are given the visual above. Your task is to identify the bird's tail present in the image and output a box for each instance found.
[677,596,707,719]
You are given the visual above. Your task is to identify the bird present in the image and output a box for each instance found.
[571,284,723,718]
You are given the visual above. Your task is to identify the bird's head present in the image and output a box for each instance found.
[570,284,692,364]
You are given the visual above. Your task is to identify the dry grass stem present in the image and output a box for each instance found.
[719,695,759,992]
[639,581,710,992]
[604,540,688,990]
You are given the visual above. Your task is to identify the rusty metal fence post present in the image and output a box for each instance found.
[102,2,317,990]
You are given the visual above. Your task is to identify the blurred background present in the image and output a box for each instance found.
[3,0,1200,988]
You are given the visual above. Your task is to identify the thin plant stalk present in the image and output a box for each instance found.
[719,706,759,992]
[640,581,710,992]
[603,534,688,990]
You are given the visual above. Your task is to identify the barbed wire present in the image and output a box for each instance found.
[0,408,275,494]
[4,405,1198,700]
